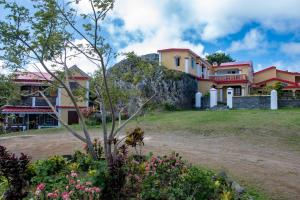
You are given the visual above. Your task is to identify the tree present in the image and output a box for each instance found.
[0,74,19,107]
[0,0,155,165]
[206,52,235,66]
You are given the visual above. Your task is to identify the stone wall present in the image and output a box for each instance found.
[278,99,300,108]
[233,96,270,109]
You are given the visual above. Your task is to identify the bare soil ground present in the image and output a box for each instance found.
[1,130,300,200]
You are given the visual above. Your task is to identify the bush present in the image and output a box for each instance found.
[72,150,94,171]
[29,155,68,189]
[176,167,218,199]
[141,153,187,199]
[0,145,30,199]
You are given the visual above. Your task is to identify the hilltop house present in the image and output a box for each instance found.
[158,48,300,100]
[253,66,300,96]
[0,66,90,131]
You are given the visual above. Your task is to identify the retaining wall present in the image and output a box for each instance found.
[278,99,300,108]
[233,96,270,109]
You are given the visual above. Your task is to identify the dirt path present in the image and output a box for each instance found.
[1,131,300,200]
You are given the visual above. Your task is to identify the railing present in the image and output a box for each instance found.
[209,74,248,82]
[19,97,57,107]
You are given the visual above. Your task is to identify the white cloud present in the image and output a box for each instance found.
[25,39,99,74]
[281,42,300,55]
[268,60,300,73]
[228,29,265,52]
[70,0,300,71]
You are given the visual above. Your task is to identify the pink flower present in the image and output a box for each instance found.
[36,183,46,191]
[80,185,86,191]
[69,179,76,185]
[75,184,81,189]
[145,166,150,171]
[70,171,78,177]
[61,191,70,200]
[85,181,92,186]
[94,187,101,193]
[66,186,69,190]
[47,193,59,198]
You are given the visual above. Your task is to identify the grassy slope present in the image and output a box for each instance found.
[2,108,300,150]
[130,108,300,150]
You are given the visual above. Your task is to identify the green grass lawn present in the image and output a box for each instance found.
[129,108,300,150]
[2,108,300,150]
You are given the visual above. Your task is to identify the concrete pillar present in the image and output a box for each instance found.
[210,88,217,108]
[85,81,90,107]
[195,92,202,108]
[203,67,207,78]
[56,88,62,127]
[185,58,189,73]
[227,87,234,109]
[242,87,245,96]
[197,64,201,77]
[32,97,36,107]
[292,90,296,97]
[57,88,61,106]
[158,52,162,66]
[271,90,278,110]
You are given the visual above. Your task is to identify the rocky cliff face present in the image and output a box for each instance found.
[110,53,198,111]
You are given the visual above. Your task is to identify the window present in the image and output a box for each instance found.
[174,56,181,67]
[191,58,196,68]
[69,82,80,91]
[234,87,241,96]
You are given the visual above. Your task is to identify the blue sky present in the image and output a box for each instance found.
[72,0,300,73]
[1,0,300,73]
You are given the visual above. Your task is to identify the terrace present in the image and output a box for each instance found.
[209,74,248,83]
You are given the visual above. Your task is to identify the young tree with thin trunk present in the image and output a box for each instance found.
[0,0,155,165]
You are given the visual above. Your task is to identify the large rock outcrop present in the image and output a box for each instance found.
[110,53,198,110]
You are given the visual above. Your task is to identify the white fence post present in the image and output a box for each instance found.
[271,90,278,110]
[227,87,233,109]
[195,92,202,109]
[210,88,217,108]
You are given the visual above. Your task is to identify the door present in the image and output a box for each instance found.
[29,114,38,129]
[68,111,79,125]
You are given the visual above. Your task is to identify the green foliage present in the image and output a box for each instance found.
[0,176,8,199]
[29,155,68,188]
[0,0,69,70]
[125,127,144,148]
[206,52,235,65]
[0,74,20,107]
[162,102,178,111]
[141,153,188,199]
[72,150,94,171]
[90,160,108,189]
[177,167,217,199]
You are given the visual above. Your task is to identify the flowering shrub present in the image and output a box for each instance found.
[141,152,188,199]
[34,171,101,200]
[0,140,258,200]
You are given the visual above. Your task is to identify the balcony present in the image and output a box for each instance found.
[209,74,248,83]
[20,97,57,107]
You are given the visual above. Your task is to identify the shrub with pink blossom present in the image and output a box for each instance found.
[34,171,101,200]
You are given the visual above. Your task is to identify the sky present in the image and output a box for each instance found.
[1,0,300,74]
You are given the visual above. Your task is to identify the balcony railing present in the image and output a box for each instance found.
[19,97,57,107]
[209,74,248,83]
